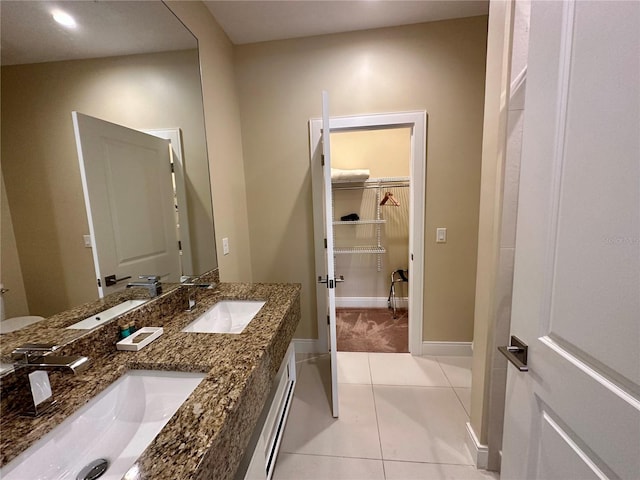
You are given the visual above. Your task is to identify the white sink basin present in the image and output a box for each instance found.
[182,300,266,334]
[66,299,147,330]
[0,370,205,480]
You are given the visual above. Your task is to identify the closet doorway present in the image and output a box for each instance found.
[311,111,427,356]
[331,129,411,353]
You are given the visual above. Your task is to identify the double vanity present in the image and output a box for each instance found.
[0,274,301,479]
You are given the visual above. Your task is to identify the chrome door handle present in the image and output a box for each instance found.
[317,275,345,289]
[498,335,529,372]
[318,275,345,284]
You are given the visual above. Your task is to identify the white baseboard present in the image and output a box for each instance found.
[293,339,321,354]
[422,341,473,356]
[465,422,489,470]
[335,296,408,309]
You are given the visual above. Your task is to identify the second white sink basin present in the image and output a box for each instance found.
[0,370,206,480]
[182,300,266,334]
[66,299,147,330]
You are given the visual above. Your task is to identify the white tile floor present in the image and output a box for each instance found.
[273,352,498,480]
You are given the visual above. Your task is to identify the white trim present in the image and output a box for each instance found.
[335,297,408,309]
[309,110,427,357]
[422,341,473,356]
[293,338,322,354]
[466,422,489,470]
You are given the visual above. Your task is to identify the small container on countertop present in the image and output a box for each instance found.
[116,327,163,351]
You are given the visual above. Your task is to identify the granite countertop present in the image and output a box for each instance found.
[0,286,168,363]
[0,282,301,479]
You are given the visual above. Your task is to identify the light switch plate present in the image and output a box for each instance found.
[436,227,447,243]
[222,237,230,255]
[83,234,92,248]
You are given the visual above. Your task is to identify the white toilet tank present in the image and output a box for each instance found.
[0,284,44,333]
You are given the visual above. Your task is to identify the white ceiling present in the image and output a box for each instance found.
[1,1,490,66]
[205,0,489,45]
[1,1,196,66]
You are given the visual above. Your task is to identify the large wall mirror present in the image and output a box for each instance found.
[1,1,218,322]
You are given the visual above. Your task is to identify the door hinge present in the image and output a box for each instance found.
[411,253,414,261]
[321,154,325,166]
[327,315,330,325]
[170,162,175,173]
[178,240,182,250]
[97,278,101,287]
[324,238,327,249]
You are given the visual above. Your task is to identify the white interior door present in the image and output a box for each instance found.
[501,2,640,479]
[320,91,339,417]
[73,112,181,297]
[142,128,195,276]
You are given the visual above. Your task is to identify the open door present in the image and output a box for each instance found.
[500,2,639,478]
[321,91,340,418]
[310,91,340,418]
[73,112,181,297]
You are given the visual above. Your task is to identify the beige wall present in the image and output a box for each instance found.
[1,49,216,316]
[332,129,410,298]
[1,172,29,318]
[167,1,253,283]
[331,128,411,177]
[235,17,488,340]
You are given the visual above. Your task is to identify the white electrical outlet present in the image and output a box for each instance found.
[222,237,230,255]
[436,227,447,243]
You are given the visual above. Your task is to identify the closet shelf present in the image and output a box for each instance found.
[334,246,386,255]
[333,219,387,225]
[332,176,410,190]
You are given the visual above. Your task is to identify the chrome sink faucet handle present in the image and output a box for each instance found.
[11,344,90,417]
[181,282,213,311]
[126,275,162,297]
[11,343,61,362]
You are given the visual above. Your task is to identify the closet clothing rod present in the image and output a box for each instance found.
[333,180,410,191]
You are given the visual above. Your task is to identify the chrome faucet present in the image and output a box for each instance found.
[11,344,90,417]
[180,279,214,311]
[126,275,162,297]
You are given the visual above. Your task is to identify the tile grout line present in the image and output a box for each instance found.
[278,451,384,462]
[279,452,482,471]
[373,383,453,389]
[451,386,471,418]
[434,356,455,388]
[366,352,389,479]
[434,356,473,415]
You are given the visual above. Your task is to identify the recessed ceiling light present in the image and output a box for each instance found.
[52,9,77,28]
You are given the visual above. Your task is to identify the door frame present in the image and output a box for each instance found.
[310,110,427,355]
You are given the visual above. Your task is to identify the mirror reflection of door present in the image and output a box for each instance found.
[142,128,195,277]
[72,112,181,297]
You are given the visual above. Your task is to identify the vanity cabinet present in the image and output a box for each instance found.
[242,343,296,480]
